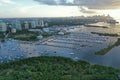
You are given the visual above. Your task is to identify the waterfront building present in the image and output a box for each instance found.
[7,23,12,32]
[43,28,50,32]
[44,22,49,27]
[15,21,22,30]
[37,35,43,40]
[58,31,65,35]
[0,21,7,32]
[40,20,45,27]
[24,21,29,29]
[29,29,43,32]
[35,19,39,26]
[31,21,37,28]
[11,28,16,33]
[34,20,41,27]
[11,20,22,31]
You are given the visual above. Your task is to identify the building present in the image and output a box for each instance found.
[35,19,39,26]
[24,21,29,29]
[40,20,45,27]
[29,29,43,33]
[58,31,65,35]
[11,28,17,33]
[43,28,50,32]
[11,20,22,31]
[44,22,49,27]
[31,21,37,28]
[6,23,12,33]
[0,21,7,32]
[15,20,22,30]
[37,35,43,40]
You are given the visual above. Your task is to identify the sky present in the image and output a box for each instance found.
[0,0,120,21]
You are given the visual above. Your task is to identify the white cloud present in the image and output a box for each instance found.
[0,0,15,4]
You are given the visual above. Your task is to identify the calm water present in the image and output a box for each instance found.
[0,25,120,68]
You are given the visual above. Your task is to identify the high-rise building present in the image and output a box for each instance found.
[0,21,7,32]
[45,22,49,27]
[40,20,45,27]
[31,21,37,28]
[24,21,29,29]
[11,20,22,31]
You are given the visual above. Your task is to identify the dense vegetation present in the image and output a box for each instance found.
[8,30,39,41]
[0,32,4,39]
[95,38,120,55]
[0,30,54,41]
[0,56,119,80]
[8,30,54,41]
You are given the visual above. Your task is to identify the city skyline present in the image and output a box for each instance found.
[0,0,120,21]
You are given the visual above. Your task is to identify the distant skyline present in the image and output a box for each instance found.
[0,0,120,21]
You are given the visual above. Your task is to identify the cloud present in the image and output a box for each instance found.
[34,0,74,6]
[74,0,120,9]
[0,0,15,4]
[79,6,96,14]
[34,0,120,9]
[34,0,56,5]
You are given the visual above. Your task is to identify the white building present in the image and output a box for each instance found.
[0,21,7,32]
[29,29,43,32]
[58,31,65,35]
[11,28,16,33]
[43,28,50,32]
[37,35,43,40]
[40,20,45,27]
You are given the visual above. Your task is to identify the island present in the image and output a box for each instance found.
[91,32,120,37]
[95,38,120,55]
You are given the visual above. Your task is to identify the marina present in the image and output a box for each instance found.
[0,25,120,68]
